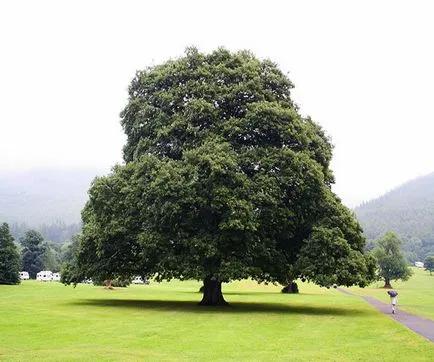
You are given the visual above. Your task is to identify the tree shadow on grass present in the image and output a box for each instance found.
[181,291,280,296]
[69,298,364,316]
[181,290,330,296]
[221,291,324,296]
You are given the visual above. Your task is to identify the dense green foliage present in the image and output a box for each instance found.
[424,256,434,275]
[20,230,45,279]
[59,234,80,265]
[2,220,75,277]
[67,48,374,303]
[0,223,20,285]
[372,232,412,288]
[355,172,434,262]
[41,241,61,272]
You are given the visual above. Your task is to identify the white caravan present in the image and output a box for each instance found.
[52,273,61,281]
[415,261,424,268]
[36,270,53,281]
[19,271,30,280]
[132,276,150,285]
[132,276,144,284]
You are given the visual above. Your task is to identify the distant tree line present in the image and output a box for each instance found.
[364,232,433,264]
[9,220,81,245]
[0,221,79,283]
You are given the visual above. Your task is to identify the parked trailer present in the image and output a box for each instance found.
[52,273,61,281]
[36,271,53,281]
[132,276,144,284]
[132,276,150,285]
[19,271,29,280]
[415,261,424,268]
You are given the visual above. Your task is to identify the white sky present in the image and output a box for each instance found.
[1,0,433,207]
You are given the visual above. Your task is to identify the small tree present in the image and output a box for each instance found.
[0,223,21,285]
[424,256,434,275]
[372,232,412,288]
[60,234,80,264]
[20,230,45,279]
[42,241,60,272]
[60,236,81,285]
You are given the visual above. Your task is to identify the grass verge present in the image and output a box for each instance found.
[347,267,434,320]
[1,279,432,361]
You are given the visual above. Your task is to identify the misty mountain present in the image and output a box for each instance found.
[0,167,108,226]
[354,172,434,261]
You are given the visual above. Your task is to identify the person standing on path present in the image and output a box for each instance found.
[387,290,398,314]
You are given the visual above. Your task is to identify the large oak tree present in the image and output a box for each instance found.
[66,48,375,305]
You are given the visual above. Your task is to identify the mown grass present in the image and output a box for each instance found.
[347,267,434,320]
[0,279,432,361]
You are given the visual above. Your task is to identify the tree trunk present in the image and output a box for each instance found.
[383,277,392,289]
[281,280,299,294]
[105,279,114,290]
[199,277,229,306]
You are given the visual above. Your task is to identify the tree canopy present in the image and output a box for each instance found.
[424,256,434,275]
[0,223,21,285]
[41,241,60,272]
[66,48,375,305]
[372,232,412,288]
[20,230,45,279]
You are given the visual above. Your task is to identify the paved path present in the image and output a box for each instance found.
[337,288,434,343]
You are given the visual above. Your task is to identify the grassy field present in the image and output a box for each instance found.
[1,278,433,361]
[346,267,434,320]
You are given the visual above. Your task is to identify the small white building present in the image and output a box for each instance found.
[52,272,61,281]
[36,270,53,281]
[19,271,29,280]
[415,261,424,268]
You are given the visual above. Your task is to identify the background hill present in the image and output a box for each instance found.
[354,172,434,262]
[0,168,104,225]
[0,168,108,243]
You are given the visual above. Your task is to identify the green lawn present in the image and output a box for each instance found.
[346,267,434,320]
[0,279,432,361]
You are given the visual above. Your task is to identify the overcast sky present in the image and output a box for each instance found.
[1,0,433,207]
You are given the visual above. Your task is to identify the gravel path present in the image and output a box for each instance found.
[337,288,434,342]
